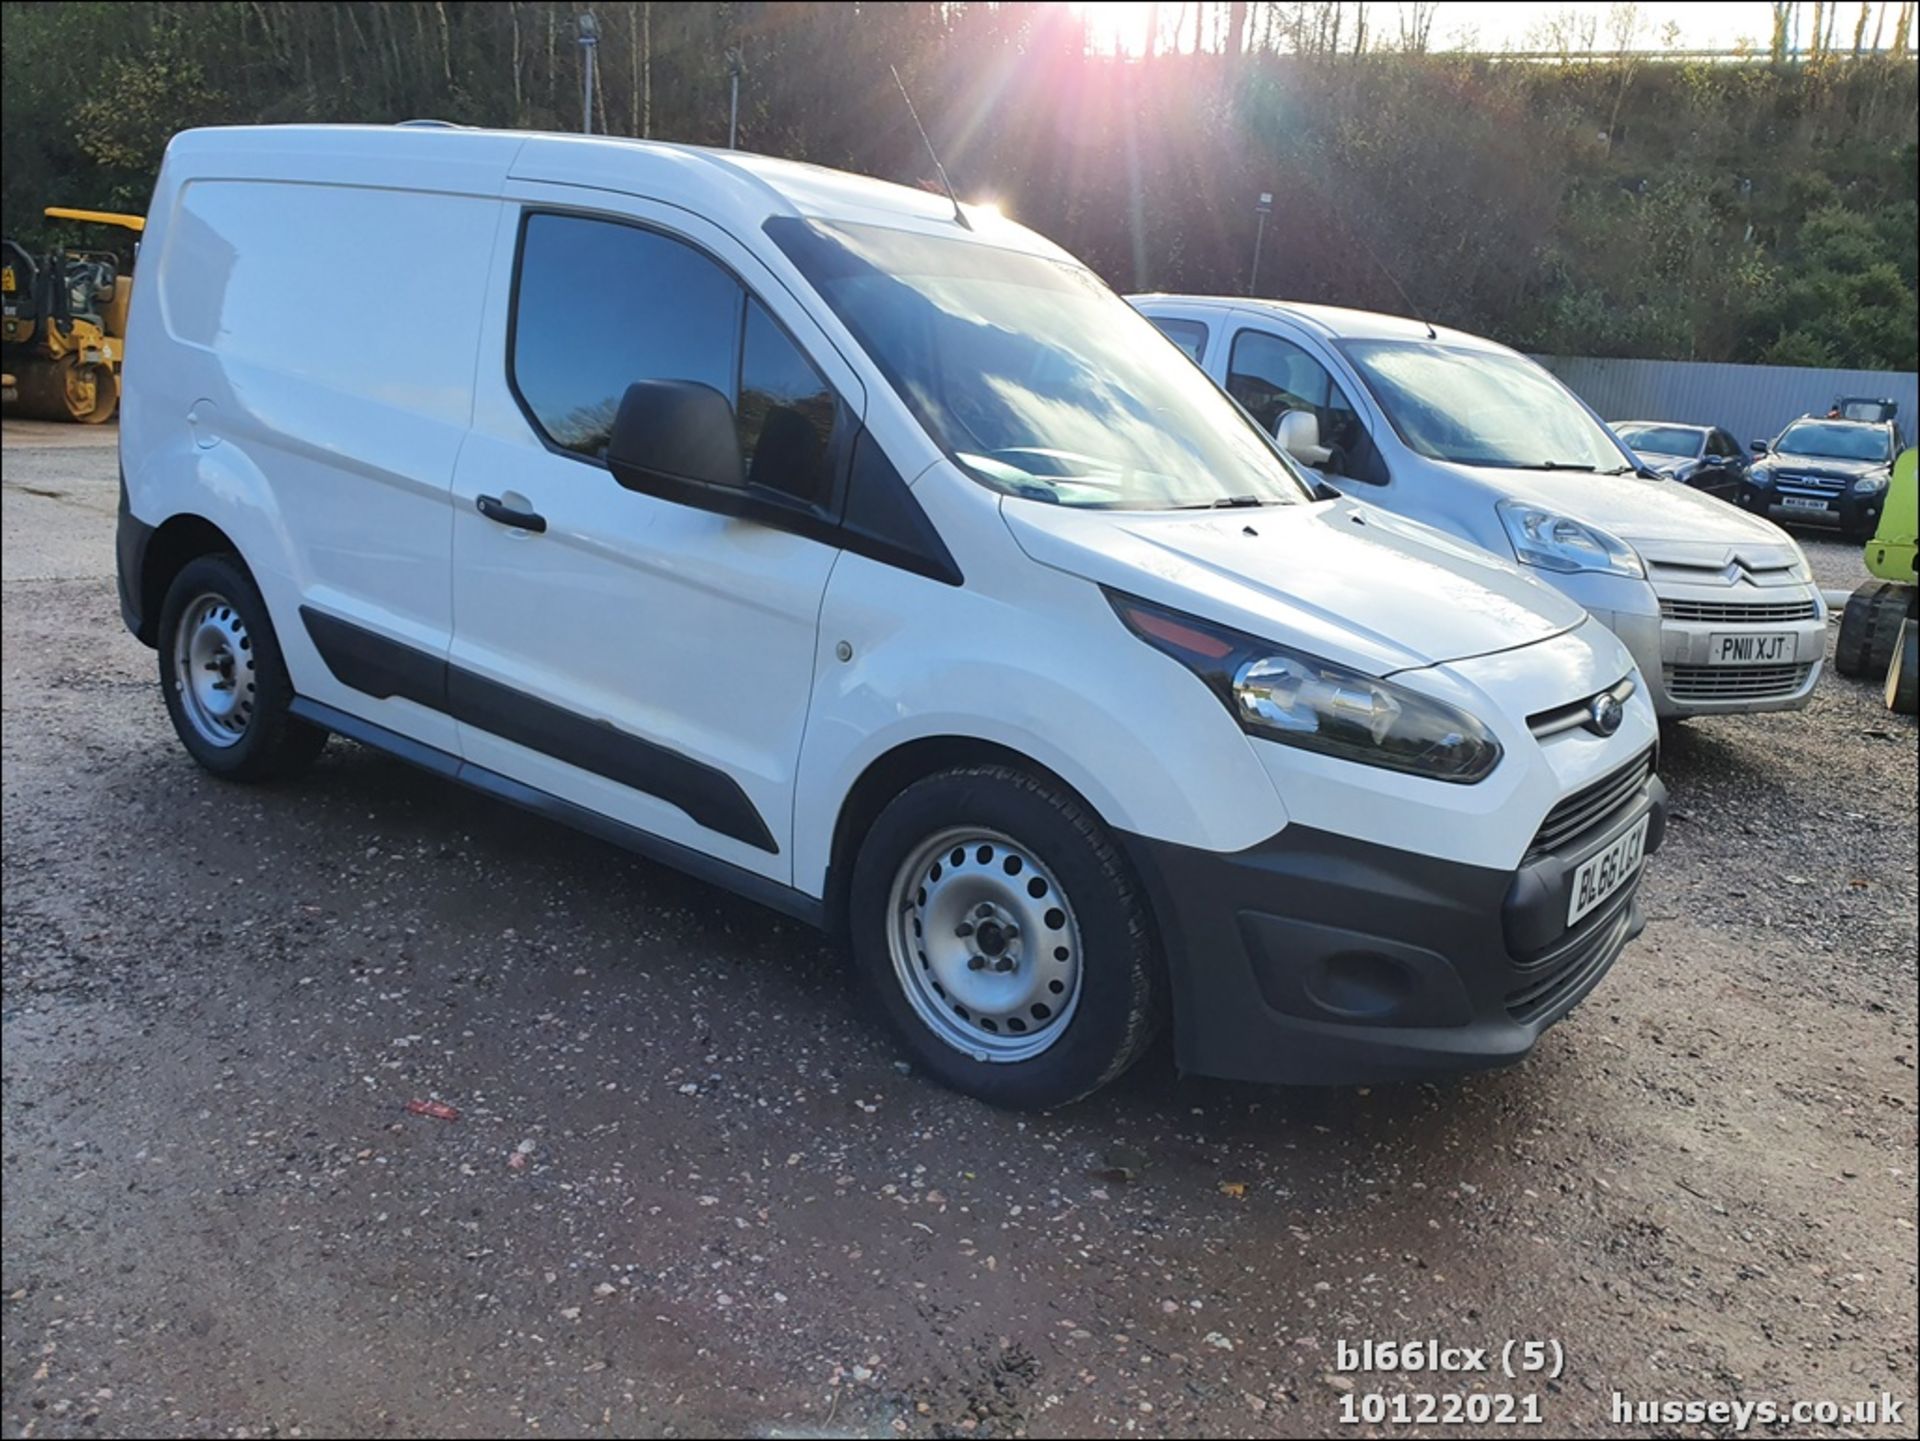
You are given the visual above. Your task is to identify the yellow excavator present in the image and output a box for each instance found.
[1,206,144,424]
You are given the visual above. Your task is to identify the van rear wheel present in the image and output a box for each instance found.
[849,765,1164,1108]
[156,554,328,781]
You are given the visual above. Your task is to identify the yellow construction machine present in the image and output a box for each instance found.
[1,207,144,424]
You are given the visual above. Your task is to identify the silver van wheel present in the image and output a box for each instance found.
[172,592,257,748]
[886,827,1085,1063]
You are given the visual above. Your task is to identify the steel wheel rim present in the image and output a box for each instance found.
[172,592,256,748]
[886,826,1084,1063]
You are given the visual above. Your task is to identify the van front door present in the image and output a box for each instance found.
[446,200,860,885]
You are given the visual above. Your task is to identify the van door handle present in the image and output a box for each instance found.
[476,494,546,533]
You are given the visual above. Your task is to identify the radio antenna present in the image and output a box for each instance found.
[891,64,971,232]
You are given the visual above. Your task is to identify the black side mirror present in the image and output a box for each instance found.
[606,380,747,512]
[1750,439,1769,454]
[1312,479,1343,501]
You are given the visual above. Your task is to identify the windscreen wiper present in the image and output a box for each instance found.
[1512,461,1597,472]
[1172,494,1272,510]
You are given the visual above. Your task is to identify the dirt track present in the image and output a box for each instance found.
[4,427,1915,1438]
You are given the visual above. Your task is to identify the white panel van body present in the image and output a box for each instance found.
[119,126,1665,1106]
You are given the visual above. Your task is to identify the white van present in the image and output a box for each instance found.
[1132,298,1829,718]
[119,126,1666,1107]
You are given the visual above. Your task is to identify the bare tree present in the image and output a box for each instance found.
[1532,6,1601,59]
[1604,4,1645,151]
[1397,0,1438,54]
[1770,1,1794,60]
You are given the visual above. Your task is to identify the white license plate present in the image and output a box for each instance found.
[1567,815,1649,927]
[1780,495,1830,511]
[1709,631,1794,666]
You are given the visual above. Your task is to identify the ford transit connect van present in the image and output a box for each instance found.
[1134,298,1828,718]
[119,126,1666,1107]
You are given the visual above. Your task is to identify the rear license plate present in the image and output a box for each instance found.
[1567,815,1649,927]
[1709,631,1793,665]
[1781,495,1829,512]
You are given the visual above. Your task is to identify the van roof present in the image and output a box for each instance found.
[1131,293,1507,350]
[161,123,1073,262]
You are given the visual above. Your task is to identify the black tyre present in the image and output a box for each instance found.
[1864,589,1912,681]
[156,553,328,781]
[1835,582,1891,678]
[848,764,1164,1108]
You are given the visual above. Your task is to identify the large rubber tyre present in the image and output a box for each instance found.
[1835,582,1893,678]
[1886,619,1918,716]
[156,554,328,782]
[848,765,1165,1109]
[1864,588,1912,681]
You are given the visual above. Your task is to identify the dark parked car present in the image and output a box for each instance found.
[1744,416,1901,541]
[1613,421,1747,499]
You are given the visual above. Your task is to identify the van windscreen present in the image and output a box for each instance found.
[767,218,1310,510]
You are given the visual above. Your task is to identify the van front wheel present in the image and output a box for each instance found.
[849,765,1164,1108]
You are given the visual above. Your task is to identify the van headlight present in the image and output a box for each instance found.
[1497,499,1644,578]
[1107,591,1502,784]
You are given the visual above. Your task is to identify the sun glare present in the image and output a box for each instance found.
[1071,2,1158,57]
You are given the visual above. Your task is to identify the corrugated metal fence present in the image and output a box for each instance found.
[1533,355,1919,449]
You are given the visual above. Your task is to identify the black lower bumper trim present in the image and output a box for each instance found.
[1121,776,1665,1086]
[116,469,155,642]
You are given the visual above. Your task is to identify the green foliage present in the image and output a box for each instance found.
[2,2,1914,370]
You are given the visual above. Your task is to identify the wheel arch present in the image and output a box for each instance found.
[134,513,255,646]
[823,735,1106,941]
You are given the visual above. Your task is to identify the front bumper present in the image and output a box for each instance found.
[1741,480,1885,537]
[1122,771,1667,1086]
[1599,602,1825,718]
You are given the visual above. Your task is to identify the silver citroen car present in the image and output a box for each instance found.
[1133,296,1827,718]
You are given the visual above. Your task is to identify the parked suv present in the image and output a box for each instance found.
[1133,298,1828,718]
[119,126,1665,1107]
[1744,415,1902,542]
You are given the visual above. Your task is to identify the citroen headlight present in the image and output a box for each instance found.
[1497,499,1645,578]
[1107,591,1502,784]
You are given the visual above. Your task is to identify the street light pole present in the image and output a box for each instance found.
[1249,191,1273,296]
[578,11,600,134]
[727,47,744,148]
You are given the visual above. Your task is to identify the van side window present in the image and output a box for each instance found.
[512,213,740,460]
[739,298,836,506]
[1151,317,1210,363]
[1227,330,1385,483]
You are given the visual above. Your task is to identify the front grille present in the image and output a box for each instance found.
[1659,597,1820,624]
[1774,471,1846,497]
[1506,889,1635,1022]
[1528,674,1635,740]
[1528,749,1654,859]
[1664,662,1813,701]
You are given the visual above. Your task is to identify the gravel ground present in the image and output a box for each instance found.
[4,431,1916,1439]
